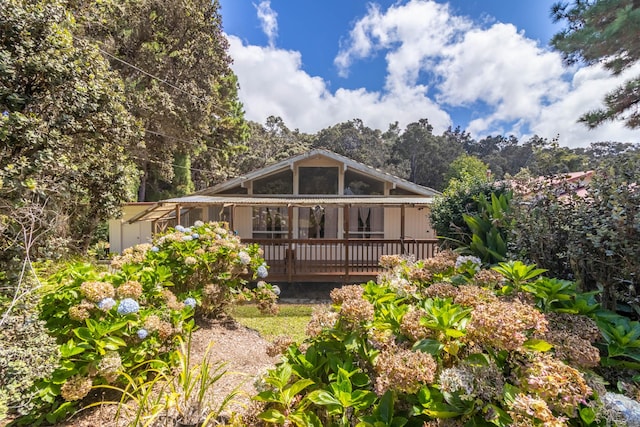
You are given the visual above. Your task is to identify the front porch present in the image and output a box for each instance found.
[245,237,439,283]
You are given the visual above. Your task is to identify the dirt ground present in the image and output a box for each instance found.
[58,317,281,427]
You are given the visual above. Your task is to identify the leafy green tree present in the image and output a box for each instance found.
[0,0,140,263]
[443,154,490,194]
[312,119,390,170]
[388,119,463,190]
[551,0,640,128]
[70,0,248,200]
[228,116,312,174]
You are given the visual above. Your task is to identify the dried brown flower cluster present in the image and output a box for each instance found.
[466,300,548,351]
[306,306,339,337]
[472,269,505,288]
[266,335,294,357]
[543,312,601,368]
[439,360,505,403]
[422,282,458,299]
[513,353,592,417]
[374,345,437,395]
[453,285,498,308]
[379,254,406,269]
[399,308,432,341]
[110,243,152,269]
[60,375,93,401]
[116,280,143,299]
[80,281,115,302]
[507,393,567,426]
[330,284,364,305]
[68,300,95,322]
[161,289,184,311]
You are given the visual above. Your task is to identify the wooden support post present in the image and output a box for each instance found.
[400,204,406,254]
[288,205,294,283]
[344,205,350,282]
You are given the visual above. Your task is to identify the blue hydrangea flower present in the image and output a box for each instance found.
[97,297,116,311]
[191,233,199,239]
[257,264,269,279]
[272,285,281,296]
[175,225,186,232]
[238,251,251,265]
[117,298,140,315]
[184,227,192,233]
[184,297,197,309]
[182,235,193,241]
[137,329,148,339]
[151,246,159,252]
[1,111,8,118]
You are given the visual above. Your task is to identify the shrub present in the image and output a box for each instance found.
[0,299,59,420]
[14,221,278,424]
[510,154,640,314]
[252,252,630,426]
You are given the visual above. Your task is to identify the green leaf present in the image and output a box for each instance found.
[73,327,94,342]
[522,339,553,352]
[258,408,286,424]
[307,389,341,407]
[580,406,596,425]
[413,339,444,355]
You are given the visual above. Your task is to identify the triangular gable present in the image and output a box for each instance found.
[197,148,439,197]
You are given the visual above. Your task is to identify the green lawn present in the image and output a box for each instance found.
[228,303,323,343]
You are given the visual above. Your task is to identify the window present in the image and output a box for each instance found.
[298,206,338,239]
[254,170,293,194]
[344,170,384,195]
[349,207,384,238]
[253,207,288,238]
[298,167,338,194]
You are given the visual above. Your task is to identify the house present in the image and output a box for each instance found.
[111,149,440,283]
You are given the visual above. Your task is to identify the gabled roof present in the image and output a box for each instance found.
[197,148,439,197]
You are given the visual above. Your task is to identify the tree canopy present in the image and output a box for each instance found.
[1,0,142,293]
[70,0,249,200]
[551,0,640,128]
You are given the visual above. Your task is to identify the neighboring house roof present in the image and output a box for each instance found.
[197,148,439,197]
[510,170,594,198]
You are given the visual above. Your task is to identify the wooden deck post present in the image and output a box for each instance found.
[344,205,350,282]
[288,204,294,283]
[400,204,406,254]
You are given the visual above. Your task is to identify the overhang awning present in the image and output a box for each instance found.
[128,195,434,223]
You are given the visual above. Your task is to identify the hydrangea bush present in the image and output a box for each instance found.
[14,221,278,424]
[253,251,637,426]
[115,221,279,316]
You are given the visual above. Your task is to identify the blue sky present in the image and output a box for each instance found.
[219,0,639,147]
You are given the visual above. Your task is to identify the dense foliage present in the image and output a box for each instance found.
[0,0,140,283]
[253,252,639,426]
[5,221,277,425]
[551,0,640,128]
[510,152,640,314]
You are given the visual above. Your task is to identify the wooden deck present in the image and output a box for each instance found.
[243,238,439,284]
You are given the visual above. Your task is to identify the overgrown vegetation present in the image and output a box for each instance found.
[252,252,639,426]
[2,221,278,425]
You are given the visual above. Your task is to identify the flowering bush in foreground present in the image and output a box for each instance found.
[14,221,278,425]
[253,251,637,426]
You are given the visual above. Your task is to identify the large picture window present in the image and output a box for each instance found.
[298,167,338,194]
[253,207,288,238]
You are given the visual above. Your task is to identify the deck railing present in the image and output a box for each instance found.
[242,238,440,283]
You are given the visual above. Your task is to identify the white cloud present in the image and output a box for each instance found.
[254,1,278,47]
[227,36,451,133]
[227,0,639,147]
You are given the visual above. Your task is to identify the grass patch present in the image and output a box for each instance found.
[228,303,321,343]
